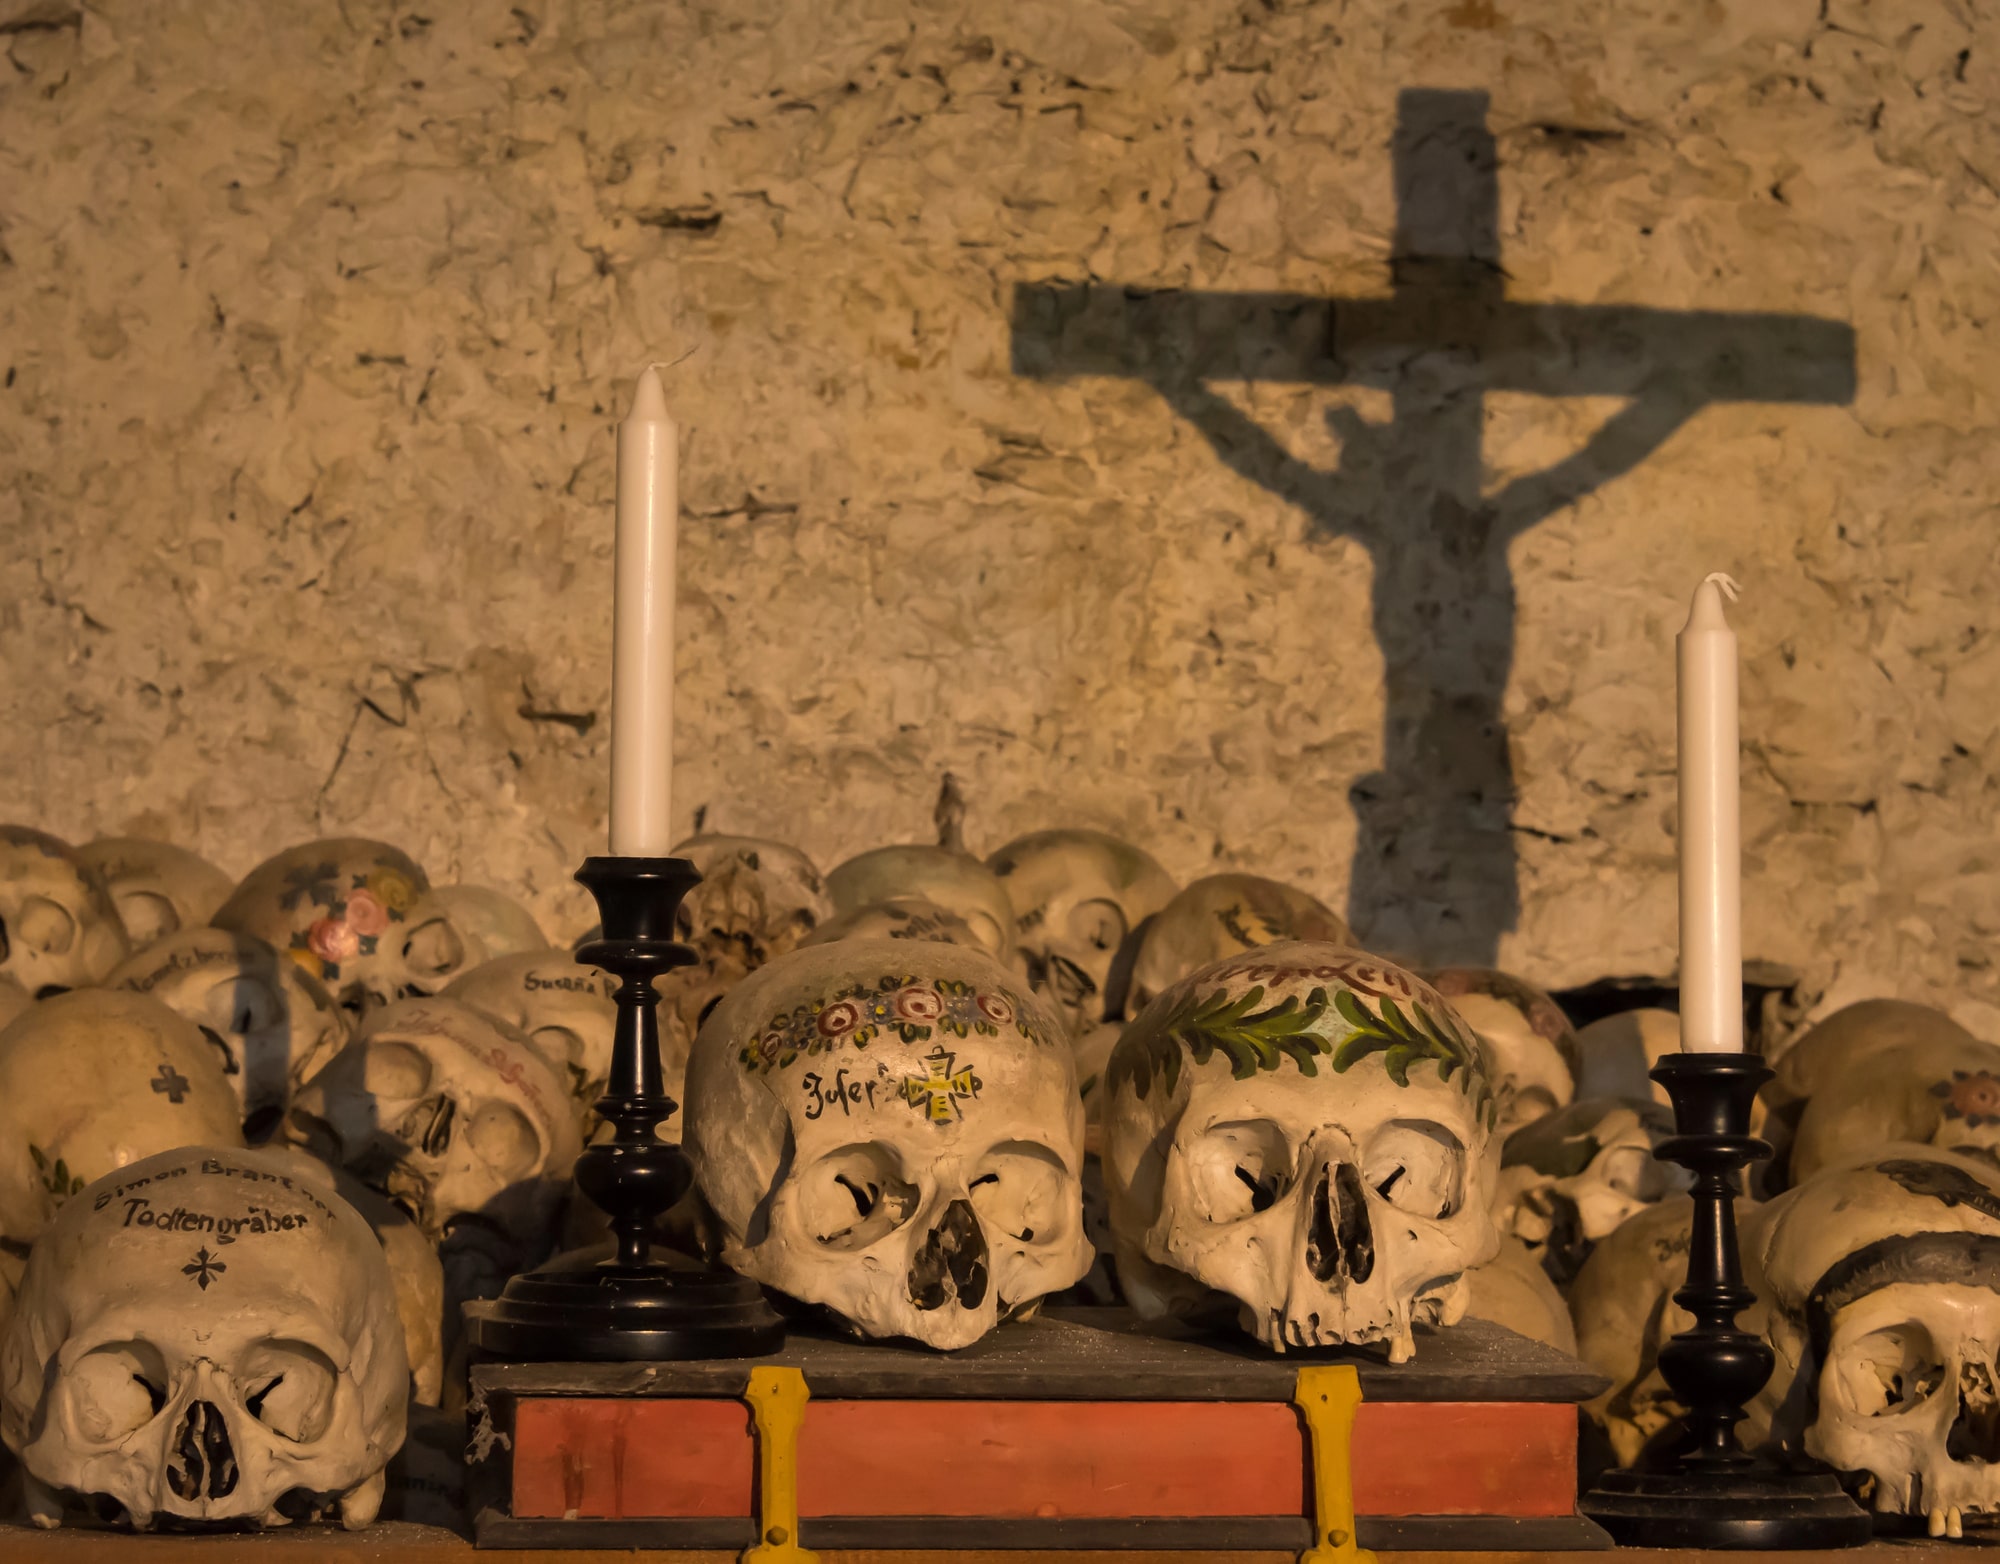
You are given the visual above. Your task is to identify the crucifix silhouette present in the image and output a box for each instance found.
[1011,89,1855,964]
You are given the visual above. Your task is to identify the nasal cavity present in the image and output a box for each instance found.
[1948,1361,2000,1463]
[907,1198,990,1312]
[1304,1162,1376,1285]
[166,1400,238,1502]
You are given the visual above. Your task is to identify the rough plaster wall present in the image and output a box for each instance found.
[0,0,1993,1027]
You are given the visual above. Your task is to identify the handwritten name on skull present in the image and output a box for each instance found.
[119,1197,313,1243]
[93,1157,337,1219]
[522,971,616,998]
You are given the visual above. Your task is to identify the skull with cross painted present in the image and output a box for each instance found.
[107,929,350,1144]
[986,829,1178,1034]
[1,1145,408,1531]
[0,825,130,996]
[1102,941,1499,1359]
[0,990,245,1247]
[684,940,1090,1349]
[1753,1147,2000,1537]
[1125,873,1352,1017]
[286,997,580,1311]
[670,834,831,973]
[211,840,453,1017]
[76,838,235,952]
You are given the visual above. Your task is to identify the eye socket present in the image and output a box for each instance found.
[238,1339,338,1443]
[967,1141,1071,1245]
[465,1100,542,1179]
[796,1143,919,1252]
[402,918,467,984]
[1185,1119,1296,1224]
[17,895,78,956]
[115,889,181,947]
[1065,899,1126,954]
[361,1040,433,1100]
[65,1342,169,1445]
[1834,1324,1945,1417]
[1363,1120,1466,1220]
[529,1024,588,1072]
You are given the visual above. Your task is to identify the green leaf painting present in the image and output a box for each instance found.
[1111,977,1493,1126]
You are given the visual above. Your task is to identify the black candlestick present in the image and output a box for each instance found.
[1580,1051,1870,1548]
[467,856,784,1361]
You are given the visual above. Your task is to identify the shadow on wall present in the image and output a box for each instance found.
[1010,88,1857,967]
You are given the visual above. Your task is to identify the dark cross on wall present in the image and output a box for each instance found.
[1010,89,1856,964]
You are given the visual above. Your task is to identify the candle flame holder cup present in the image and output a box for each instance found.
[1580,1051,1870,1548]
[467,856,784,1361]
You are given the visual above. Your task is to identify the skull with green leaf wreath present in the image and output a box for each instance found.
[1101,941,1500,1360]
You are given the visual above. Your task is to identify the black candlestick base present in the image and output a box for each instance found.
[1579,1051,1870,1549]
[467,856,784,1362]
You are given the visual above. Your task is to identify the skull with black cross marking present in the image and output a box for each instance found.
[1755,1147,2000,1538]
[1102,941,1499,1359]
[684,940,1089,1349]
[0,1146,408,1531]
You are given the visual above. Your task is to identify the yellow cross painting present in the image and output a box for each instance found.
[901,1045,980,1124]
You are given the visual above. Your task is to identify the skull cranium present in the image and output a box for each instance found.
[684,940,1090,1349]
[1125,874,1351,1018]
[1102,941,1499,1360]
[0,826,130,996]
[76,838,234,952]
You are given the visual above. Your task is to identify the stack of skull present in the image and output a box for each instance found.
[1,816,1997,1539]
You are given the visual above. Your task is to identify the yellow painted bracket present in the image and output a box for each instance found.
[1294,1363,1379,1564]
[741,1365,818,1564]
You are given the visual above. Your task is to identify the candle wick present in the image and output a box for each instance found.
[1703,571,1742,603]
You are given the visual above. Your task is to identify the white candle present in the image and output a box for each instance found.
[1677,572,1743,1053]
[607,366,679,857]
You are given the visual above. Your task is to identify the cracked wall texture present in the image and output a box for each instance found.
[0,0,1994,1032]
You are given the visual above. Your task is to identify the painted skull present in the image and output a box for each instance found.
[107,929,350,1144]
[684,940,1090,1349]
[670,834,830,970]
[1126,874,1352,1017]
[212,840,441,1015]
[1494,1096,1683,1284]
[0,990,245,1246]
[1,1146,407,1530]
[76,838,235,952]
[1754,1148,2000,1538]
[826,847,1016,961]
[445,952,623,1128]
[414,885,548,965]
[1426,967,1578,1137]
[287,997,580,1310]
[985,828,1178,1034]
[0,825,130,996]
[1788,1034,2000,1187]
[1102,941,1498,1359]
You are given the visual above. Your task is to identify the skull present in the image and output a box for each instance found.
[684,940,1090,1349]
[1102,941,1499,1359]
[986,828,1178,1033]
[1494,1096,1684,1284]
[444,952,625,1129]
[800,896,990,954]
[1426,967,1578,1137]
[415,885,548,965]
[1574,1008,1679,1106]
[1765,1001,1987,1187]
[211,839,438,1015]
[1125,874,1351,1018]
[0,826,130,996]
[287,997,580,1310]
[107,929,351,1145]
[1754,1147,2000,1537]
[1787,1034,2000,1187]
[0,1145,407,1530]
[1568,1195,1702,1468]
[76,838,234,952]
[1464,1234,1577,1355]
[670,834,830,970]
[0,990,245,1246]
[826,847,1016,961]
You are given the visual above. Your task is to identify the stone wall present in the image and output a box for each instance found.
[1,0,1993,1028]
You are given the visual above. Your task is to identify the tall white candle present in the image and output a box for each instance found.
[607,366,679,857]
[1677,572,1743,1053]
